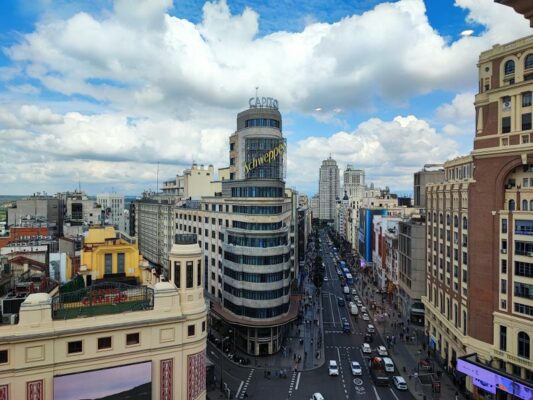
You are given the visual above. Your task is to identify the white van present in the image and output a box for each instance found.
[343,286,350,294]
[350,305,358,316]
[382,357,395,373]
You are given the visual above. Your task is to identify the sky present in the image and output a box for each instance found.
[0,0,532,196]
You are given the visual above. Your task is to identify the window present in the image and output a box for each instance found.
[504,60,515,75]
[524,200,529,211]
[526,54,533,69]
[523,113,532,130]
[523,91,532,107]
[501,279,507,294]
[126,333,140,345]
[117,253,125,274]
[462,217,468,230]
[188,324,195,337]
[501,259,507,274]
[523,135,530,144]
[186,261,193,288]
[502,218,508,234]
[174,261,181,288]
[509,199,515,211]
[518,332,530,359]
[98,337,112,350]
[502,116,511,134]
[68,340,83,354]
[105,253,112,274]
[197,260,202,287]
[202,321,206,332]
[0,350,7,364]
[500,326,507,351]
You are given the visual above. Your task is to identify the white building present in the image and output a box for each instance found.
[96,193,125,233]
[319,156,340,221]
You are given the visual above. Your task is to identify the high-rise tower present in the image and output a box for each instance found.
[319,156,340,220]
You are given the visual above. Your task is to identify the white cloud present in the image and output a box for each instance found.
[6,0,531,115]
[20,105,64,125]
[288,114,459,192]
[435,92,475,136]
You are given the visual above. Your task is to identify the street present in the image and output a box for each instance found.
[208,229,416,400]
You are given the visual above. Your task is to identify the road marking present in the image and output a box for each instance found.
[372,385,382,400]
[239,369,254,399]
[327,293,335,324]
[210,350,219,359]
[389,388,400,400]
[235,381,244,398]
[353,378,363,386]
[287,370,298,395]
[294,372,301,390]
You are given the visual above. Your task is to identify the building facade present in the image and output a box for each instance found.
[0,231,207,400]
[175,103,298,356]
[318,156,340,221]
[413,166,445,209]
[96,193,125,233]
[343,165,365,199]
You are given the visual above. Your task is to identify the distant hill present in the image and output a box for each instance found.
[95,382,151,400]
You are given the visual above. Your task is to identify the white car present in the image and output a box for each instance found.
[393,376,407,391]
[362,313,370,321]
[310,393,325,400]
[361,343,372,354]
[328,360,339,376]
[377,345,388,356]
[367,324,375,333]
[382,357,395,373]
[351,361,362,376]
[323,276,329,282]
[351,289,357,295]
[353,295,360,301]
[349,301,355,309]
[356,301,363,307]
[360,306,367,313]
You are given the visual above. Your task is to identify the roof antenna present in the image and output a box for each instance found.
[255,86,259,98]
[156,161,160,194]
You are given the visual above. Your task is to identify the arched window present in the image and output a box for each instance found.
[439,213,443,224]
[509,199,516,211]
[526,54,533,70]
[462,216,468,230]
[518,332,530,359]
[530,199,533,210]
[504,60,515,75]
[446,214,451,226]
[523,200,529,211]
[454,215,459,228]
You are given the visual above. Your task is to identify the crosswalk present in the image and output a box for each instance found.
[237,369,254,399]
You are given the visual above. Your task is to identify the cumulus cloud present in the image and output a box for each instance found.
[288,115,459,192]
[435,92,475,136]
[6,0,531,115]
[20,105,64,125]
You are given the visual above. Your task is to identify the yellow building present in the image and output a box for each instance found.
[0,233,207,400]
[79,226,144,283]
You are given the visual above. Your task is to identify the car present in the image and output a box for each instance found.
[392,376,407,391]
[351,361,362,376]
[377,345,388,356]
[351,289,357,295]
[364,333,373,343]
[337,297,345,307]
[362,313,370,321]
[328,360,339,376]
[343,321,351,333]
[310,393,325,400]
[354,295,360,301]
[349,301,355,309]
[361,343,372,354]
[323,276,329,282]
[345,293,351,301]
[382,357,395,373]
[367,324,375,334]
[356,301,363,307]
[360,306,367,313]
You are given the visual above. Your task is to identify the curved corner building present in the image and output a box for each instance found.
[215,105,298,356]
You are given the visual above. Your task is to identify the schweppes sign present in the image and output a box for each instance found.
[244,142,286,175]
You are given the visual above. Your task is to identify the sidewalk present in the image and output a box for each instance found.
[356,273,464,400]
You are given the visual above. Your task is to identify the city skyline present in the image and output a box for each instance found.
[1,0,532,195]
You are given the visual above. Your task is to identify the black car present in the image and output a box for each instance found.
[337,297,345,306]
[345,294,351,301]
[364,333,373,343]
[343,322,351,334]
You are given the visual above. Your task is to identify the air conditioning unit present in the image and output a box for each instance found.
[527,252,533,257]
[501,249,507,254]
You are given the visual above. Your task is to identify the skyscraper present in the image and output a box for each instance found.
[319,156,340,221]
[343,165,365,198]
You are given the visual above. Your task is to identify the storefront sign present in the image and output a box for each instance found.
[244,142,286,174]
[249,96,279,109]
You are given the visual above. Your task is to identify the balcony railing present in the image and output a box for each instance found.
[515,229,533,236]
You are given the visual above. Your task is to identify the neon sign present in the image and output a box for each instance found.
[244,142,286,175]
[249,96,279,109]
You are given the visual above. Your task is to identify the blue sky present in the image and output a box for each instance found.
[0,0,531,195]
